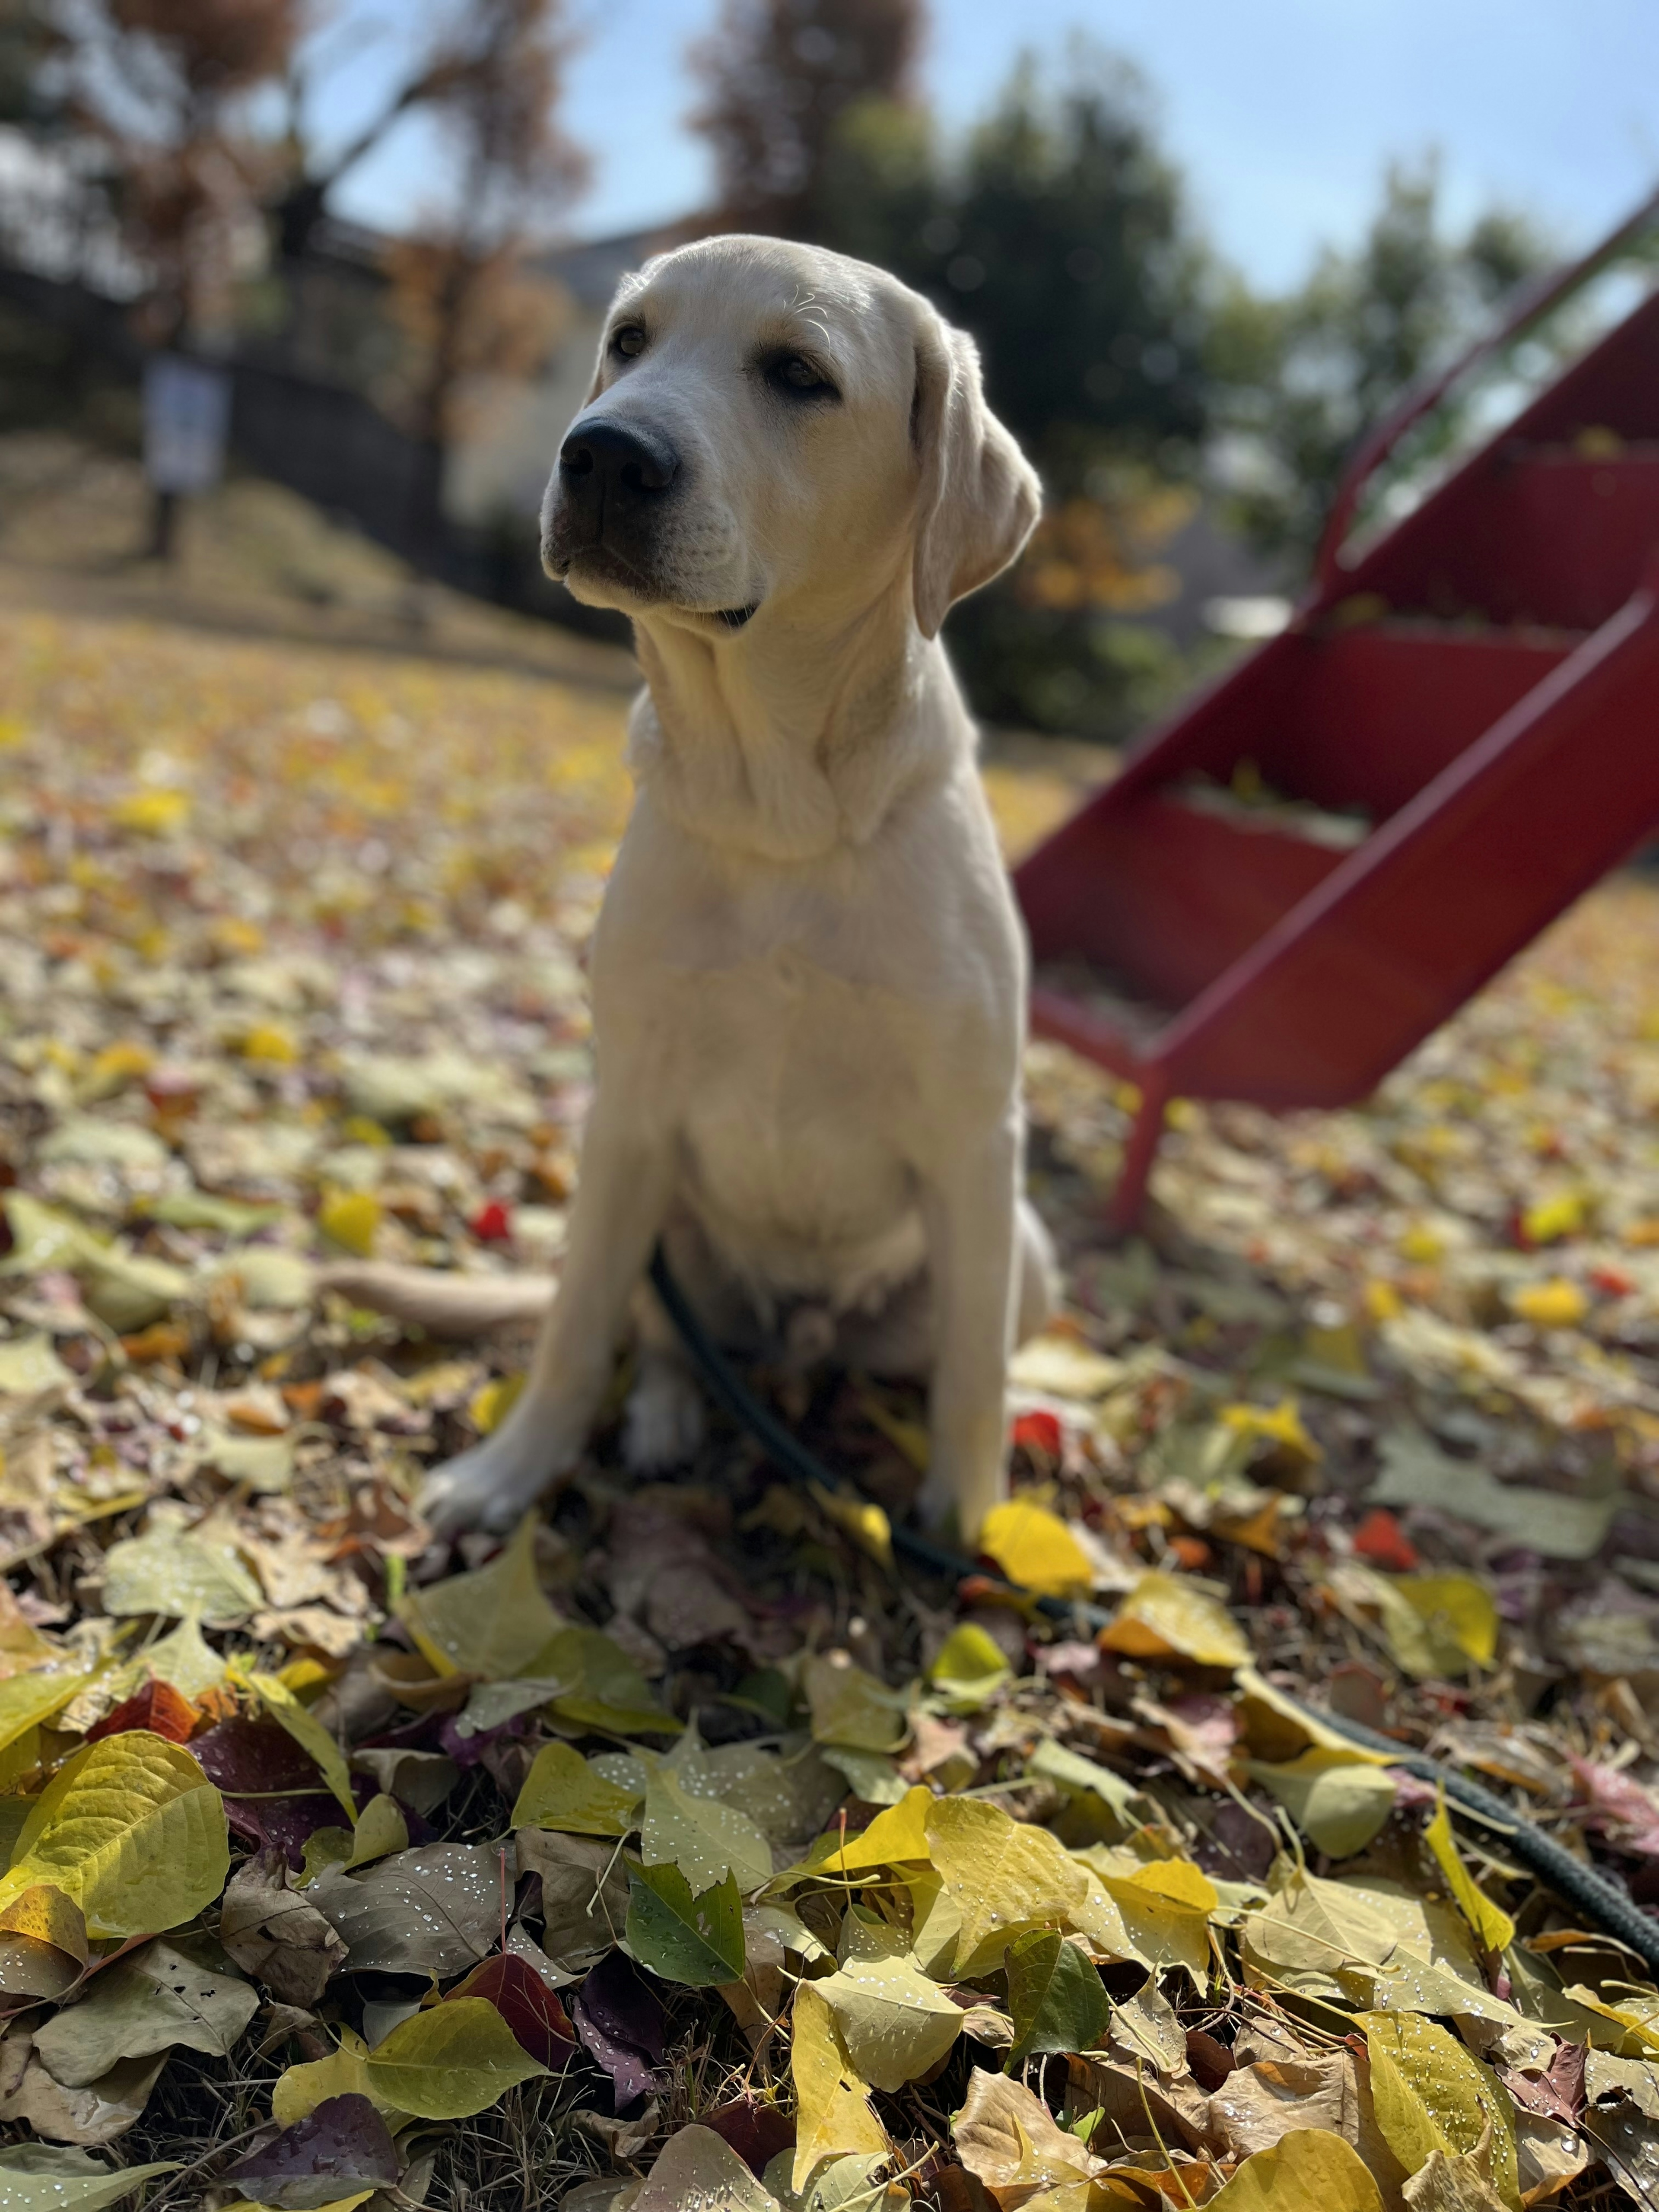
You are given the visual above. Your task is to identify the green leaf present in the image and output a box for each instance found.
[512,1741,642,1836]
[634,2126,780,2212]
[626,1861,746,1986]
[32,1939,256,2087]
[928,1624,1011,1714]
[542,1627,675,1735]
[0,2147,180,2210]
[394,1516,565,1681]
[1247,1748,1398,1858]
[236,1667,358,1823]
[0,1335,73,1398]
[1003,1927,1113,2068]
[804,1654,907,1753]
[642,1764,772,1896]
[0,1732,228,1939]
[362,1996,547,2119]
[100,1616,226,1706]
[1027,1737,1142,1827]
[814,1951,963,2090]
[102,1526,261,1624]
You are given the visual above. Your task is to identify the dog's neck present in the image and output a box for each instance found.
[625,589,963,862]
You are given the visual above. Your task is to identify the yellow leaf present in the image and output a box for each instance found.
[111,789,190,836]
[924,1796,1088,1977]
[1097,1571,1249,1669]
[1522,1192,1587,1246]
[1219,1395,1321,1462]
[237,1668,358,1823]
[803,1653,908,1754]
[469,1373,525,1436]
[1424,1793,1516,1954]
[979,1497,1093,1599]
[1248,1748,1398,1858]
[810,1483,893,1570]
[1085,1855,1216,1977]
[1365,1278,1405,1323]
[816,1950,963,2090]
[272,2026,401,2126]
[928,1625,1011,1719]
[1209,2129,1385,2212]
[363,1996,547,2119]
[808,1787,933,1878]
[0,1665,98,1754]
[791,1980,889,2193]
[318,1189,379,1257]
[0,1732,228,1939]
[1510,1278,1587,1328]
[1396,1576,1499,1670]
[1399,1224,1446,1265]
[1361,2012,1520,2209]
[395,1516,566,1681]
[511,1741,642,1836]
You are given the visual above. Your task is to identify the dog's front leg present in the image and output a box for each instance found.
[915,1122,1020,1540]
[419,1098,675,1535]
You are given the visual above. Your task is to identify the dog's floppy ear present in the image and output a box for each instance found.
[911,311,1042,640]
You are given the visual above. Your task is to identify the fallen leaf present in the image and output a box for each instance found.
[446,1952,577,2068]
[978,1497,1094,1599]
[1424,1796,1516,1954]
[814,1949,962,2090]
[236,1669,358,1824]
[803,1654,908,1754]
[808,1786,933,1876]
[924,1796,1089,1976]
[634,2124,781,2212]
[1003,1928,1112,2067]
[33,1938,256,2087]
[394,1515,564,1681]
[626,1861,746,1986]
[1247,1748,1398,1858]
[306,1842,503,1977]
[790,1981,889,2194]
[572,1948,666,2107]
[223,2091,400,2210]
[928,1622,1012,1712]
[1207,2129,1383,2211]
[0,1732,228,1939]
[950,2066,1109,2200]
[511,1741,641,1836]
[516,1828,631,1967]
[219,1847,349,2006]
[641,1763,772,1895]
[361,1995,546,2119]
[1362,2012,1520,2208]
[1026,1737,1141,1827]
[1098,1572,1250,1668]
[0,2147,179,2212]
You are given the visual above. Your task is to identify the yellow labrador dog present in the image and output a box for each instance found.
[334,235,1055,1538]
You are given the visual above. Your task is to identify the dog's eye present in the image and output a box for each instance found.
[766,352,839,400]
[611,325,647,359]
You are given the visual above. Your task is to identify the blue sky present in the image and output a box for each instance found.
[313,0,1659,290]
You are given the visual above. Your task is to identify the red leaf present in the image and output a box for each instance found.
[1352,1507,1419,1573]
[705,2095,795,2177]
[1012,1410,1063,1458]
[470,1200,513,1243]
[448,1952,576,2068]
[86,1678,199,1746]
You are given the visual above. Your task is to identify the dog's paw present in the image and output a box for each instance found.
[418,1438,556,1538]
[622,1359,706,1474]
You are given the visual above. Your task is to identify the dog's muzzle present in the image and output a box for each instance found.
[544,417,680,579]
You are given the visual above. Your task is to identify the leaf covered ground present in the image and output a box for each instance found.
[3,605,1659,2209]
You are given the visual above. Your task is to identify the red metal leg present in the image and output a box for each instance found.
[1110,1081,1168,1233]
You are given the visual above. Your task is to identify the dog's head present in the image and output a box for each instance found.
[541,235,1041,642]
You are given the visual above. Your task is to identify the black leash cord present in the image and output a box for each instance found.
[648,1243,1659,1977]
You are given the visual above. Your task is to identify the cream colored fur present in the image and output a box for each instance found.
[343,235,1054,1538]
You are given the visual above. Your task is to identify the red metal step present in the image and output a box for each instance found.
[1016,188,1659,1227]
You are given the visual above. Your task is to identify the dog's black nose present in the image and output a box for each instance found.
[559,419,679,499]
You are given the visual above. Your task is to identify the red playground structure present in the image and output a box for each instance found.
[1016,190,1659,1228]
